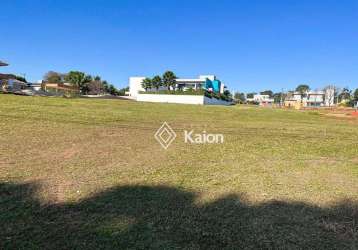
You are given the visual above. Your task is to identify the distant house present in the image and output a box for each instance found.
[284,89,335,109]
[246,94,274,106]
[129,75,225,98]
[129,75,230,105]
[43,82,79,94]
[27,81,42,91]
[6,79,27,91]
[0,73,16,81]
[0,61,28,92]
[0,60,12,85]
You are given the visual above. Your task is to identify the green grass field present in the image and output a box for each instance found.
[1,95,357,249]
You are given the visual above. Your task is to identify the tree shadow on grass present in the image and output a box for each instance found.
[1,182,357,249]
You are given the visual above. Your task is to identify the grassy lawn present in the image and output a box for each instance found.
[0,94,357,249]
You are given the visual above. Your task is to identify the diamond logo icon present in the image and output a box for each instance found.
[154,122,176,149]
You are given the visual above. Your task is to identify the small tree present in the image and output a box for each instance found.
[141,78,152,91]
[338,87,351,102]
[234,92,246,103]
[260,90,273,97]
[65,71,92,92]
[352,88,358,101]
[222,90,232,101]
[273,92,285,104]
[246,92,256,99]
[151,75,162,91]
[44,71,62,83]
[102,80,109,93]
[162,71,177,91]
[86,79,104,95]
[296,84,310,94]
[108,84,119,95]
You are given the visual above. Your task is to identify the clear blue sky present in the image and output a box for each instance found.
[1,0,357,92]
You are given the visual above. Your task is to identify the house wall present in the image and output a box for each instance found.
[129,75,225,96]
[137,94,205,105]
[203,96,232,105]
[129,77,145,97]
[136,94,231,105]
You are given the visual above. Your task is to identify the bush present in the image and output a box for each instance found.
[247,100,260,105]
[204,90,232,102]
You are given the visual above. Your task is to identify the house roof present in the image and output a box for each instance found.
[0,60,9,66]
[0,73,16,80]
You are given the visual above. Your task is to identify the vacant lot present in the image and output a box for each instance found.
[1,95,357,249]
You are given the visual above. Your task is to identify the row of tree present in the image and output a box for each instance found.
[141,71,177,91]
[234,84,358,106]
[43,71,126,95]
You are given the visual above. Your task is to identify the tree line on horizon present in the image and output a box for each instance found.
[234,84,358,106]
[43,71,128,96]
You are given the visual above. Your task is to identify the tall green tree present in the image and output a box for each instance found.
[273,92,285,104]
[338,87,351,102]
[162,71,177,91]
[141,78,152,91]
[44,71,62,83]
[260,90,273,97]
[151,75,162,91]
[234,92,246,103]
[65,71,92,91]
[354,88,358,101]
[296,84,310,104]
[102,80,109,93]
[223,90,232,98]
[295,84,310,95]
[108,84,118,95]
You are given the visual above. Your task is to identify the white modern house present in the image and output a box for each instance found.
[129,75,225,98]
[284,89,335,108]
[246,94,275,106]
[128,75,231,105]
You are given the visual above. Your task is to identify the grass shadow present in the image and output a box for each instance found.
[1,182,357,249]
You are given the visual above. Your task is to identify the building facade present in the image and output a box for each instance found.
[246,94,275,106]
[129,75,225,98]
[284,89,335,108]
